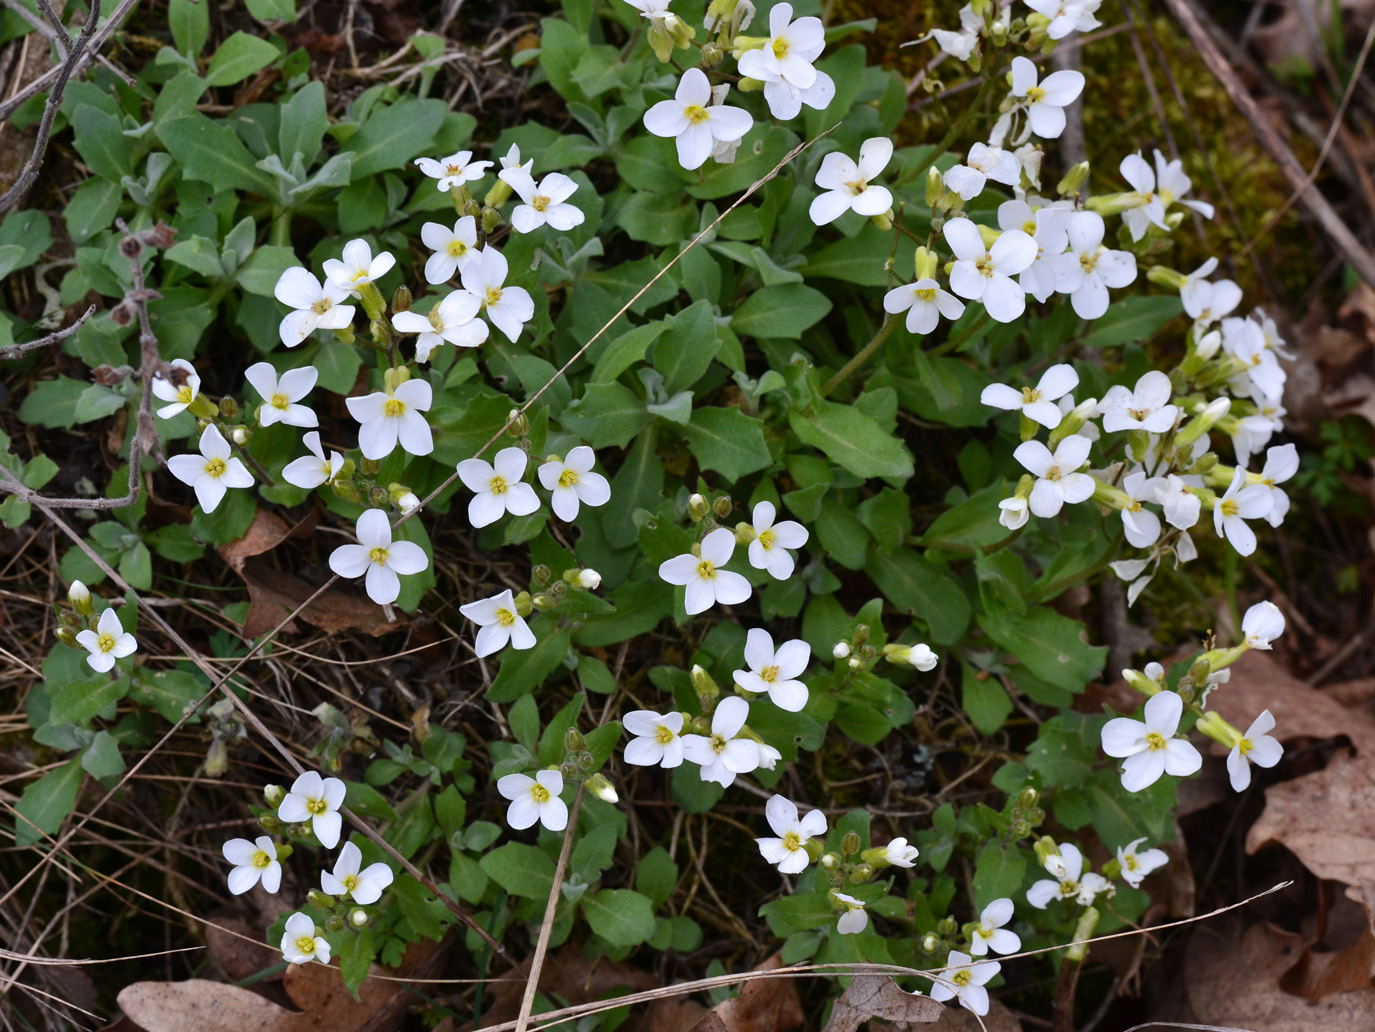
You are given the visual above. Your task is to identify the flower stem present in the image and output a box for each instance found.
[234,439,277,488]
[819,311,902,399]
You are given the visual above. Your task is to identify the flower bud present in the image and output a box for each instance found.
[564,727,587,753]
[231,425,250,445]
[841,831,861,857]
[481,205,503,235]
[1195,328,1222,362]
[688,493,710,521]
[332,478,361,503]
[1017,787,1039,809]
[463,198,482,219]
[922,933,940,953]
[821,852,839,868]
[1147,264,1188,291]
[883,642,938,671]
[506,408,530,437]
[577,750,595,772]
[1176,396,1232,446]
[563,567,601,590]
[257,813,281,832]
[54,626,78,648]
[548,579,568,598]
[853,624,870,646]
[1121,667,1163,697]
[1056,161,1090,197]
[924,165,945,208]
[587,773,618,803]
[691,664,720,701]
[849,863,874,884]
[531,592,555,611]
[349,908,369,927]
[391,285,412,313]
[713,495,733,519]
[847,656,861,669]
[701,41,724,65]
[1033,835,1060,867]
[368,485,389,508]
[833,641,851,659]
[219,396,239,421]
[937,915,959,936]
[324,914,345,932]
[205,739,229,777]
[531,564,551,587]
[67,580,93,616]
[514,590,533,616]
[263,784,287,808]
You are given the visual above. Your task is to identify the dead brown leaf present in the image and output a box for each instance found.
[1206,652,1375,753]
[820,975,944,1032]
[924,998,1021,1032]
[460,945,658,1031]
[690,955,805,1032]
[1279,884,1375,1000]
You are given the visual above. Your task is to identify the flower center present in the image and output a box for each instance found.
[445,163,462,175]
[1045,464,1062,482]
[306,796,328,815]
[760,665,779,683]
[1023,219,1037,235]
[696,559,716,580]
[532,195,550,212]
[1026,85,1047,102]
[342,873,360,891]
[96,632,118,653]
[772,37,790,59]
[205,457,226,478]
[176,386,194,404]
[251,850,272,869]
[1238,737,1254,756]
[1125,855,1139,871]
[684,104,710,124]
[845,178,868,196]
[558,468,579,488]
[757,528,776,550]
[350,269,370,284]
[489,475,508,496]
[1079,250,1100,273]
[384,397,405,418]
[915,287,936,302]
[1059,879,1078,896]
[496,607,516,627]
[782,831,802,852]
[369,546,389,565]
[447,239,469,258]
[271,392,290,410]
[530,783,551,804]
[295,935,317,955]
[1220,499,1239,518]
[1021,386,1041,403]
[953,970,972,988]
[311,298,333,314]
[485,286,504,307]
[1127,406,1148,420]
[655,724,675,744]
[709,732,728,754]
[1145,731,1169,751]
[976,255,995,277]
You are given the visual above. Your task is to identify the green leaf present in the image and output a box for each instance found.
[168,0,210,56]
[237,245,300,296]
[635,847,678,909]
[1025,713,1103,790]
[962,662,1012,735]
[46,676,128,727]
[158,114,278,196]
[789,404,914,481]
[63,177,122,243]
[570,823,619,884]
[730,284,832,340]
[205,32,280,87]
[17,378,87,429]
[71,105,132,182]
[278,81,327,164]
[1078,295,1184,348]
[559,382,650,450]
[480,842,556,898]
[81,730,125,779]
[486,628,570,702]
[653,300,720,394]
[15,758,83,847]
[245,0,298,18]
[680,406,771,482]
[590,322,667,383]
[973,841,1026,909]
[340,98,447,180]
[583,889,657,947]
[128,668,206,723]
[165,236,227,279]
[338,926,374,1000]
[977,606,1107,695]
[803,224,891,285]
[344,780,398,821]
[920,484,1015,551]
[864,547,970,645]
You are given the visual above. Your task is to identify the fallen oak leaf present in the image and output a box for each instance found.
[690,954,805,1032]
[821,974,944,1032]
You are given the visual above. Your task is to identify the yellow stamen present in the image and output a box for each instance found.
[205,457,226,478]
[251,850,272,869]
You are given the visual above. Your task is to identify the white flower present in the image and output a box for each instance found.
[345,378,434,461]
[167,424,253,514]
[644,68,754,170]
[461,246,535,343]
[1025,0,1102,39]
[1120,471,1163,548]
[882,838,920,867]
[930,950,999,1016]
[1222,317,1286,403]
[244,362,318,429]
[499,143,532,176]
[273,267,354,348]
[809,138,893,225]
[884,643,939,670]
[980,363,1078,429]
[281,912,330,965]
[623,710,686,768]
[1119,149,1213,240]
[1180,257,1242,328]
[944,142,1021,200]
[680,696,759,786]
[420,216,481,285]
[459,589,536,658]
[498,770,568,831]
[998,496,1029,529]
[834,892,868,934]
[998,199,1070,302]
[659,527,752,615]
[537,446,611,521]
[757,741,782,770]
[328,509,429,606]
[969,899,1020,956]
[283,431,345,490]
[735,627,810,712]
[1232,391,1286,463]
[222,835,281,895]
[1213,467,1271,557]
[737,3,834,120]
[152,359,201,418]
[1116,837,1168,889]
[278,770,345,848]
[747,500,809,579]
[1027,842,1111,908]
[926,4,983,60]
[458,446,541,528]
[1008,56,1084,140]
[392,291,488,363]
[1051,211,1137,320]
[1154,473,1202,530]
[883,277,965,334]
[945,220,1037,323]
[1241,600,1285,649]
[1100,691,1202,792]
[500,170,586,234]
[1226,709,1283,791]
[1099,370,1178,433]
[756,794,826,874]
[321,841,394,904]
[76,607,138,673]
[323,239,396,298]
[1013,434,1095,518]
[414,149,492,191]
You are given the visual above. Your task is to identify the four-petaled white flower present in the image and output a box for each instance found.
[1026,842,1111,908]
[1154,473,1202,530]
[152,359,201,418]
[680,696,759,786]
[883,277,966,335]
[1116,837,1168,889]
[659,527,752,615]
[393,291,487,363]
[1051,211,1138,320]
[1025,0,1103,39]
[1100,370,1178,433]
[499,169,586,234]
[624,710,686,768]
[734,627,811,712]
[1120,471,1163,548]
[1242,600,1285,650]
[500,143,532,177]
[809,138,893,226]
[461,245,535,343]
[926,4,983,60]
[1119,149,1214,241]
[1227,709,1283,792]
[458,446,541,528]
[76,607,137,673]
[981,363,1078,429]
[537,447,611,521]
[323,239,396,298]
[321,840,395,904]
[460,589,536,658]
[834,891,868,934]
[882,838,920,867]
[283,431,345,490]
[644,68,754,171]
[498,770,568,831]
[1180,257,1242,328]
[346,378,434,460]
[1213,467,1271,557]
[945,220,1038,323]
[414,150,493,191]
[747,500,809,579]
[930,951,999,1016]
[245,362,318,429]
[281,912,330,965]
[737,2,834,120]
[1008,56,1085,140]
[273,267,354,348]
[420,216,481,285]
[756,794,826,874]
[167,424,253,514]
[1101,691,1202,792]
[222,835,281,895]
[328,509,428,606]
[278,770,346,848]
[998,200,1071,302]
[969,898,1021,956]
[1013,434,1095,518]
[944,143,1020,201]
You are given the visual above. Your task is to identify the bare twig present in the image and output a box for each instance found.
[0,0,140,124]
[0,304,94,361]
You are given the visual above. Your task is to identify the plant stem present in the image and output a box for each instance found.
[819,312,902,398]
[234,438,277,487]
[269,208,292,247]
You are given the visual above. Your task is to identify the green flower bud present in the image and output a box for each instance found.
[481,205,503,235]
[514,590,533,617]
[531,564,552,587]
[564,727,587,753]
[54,626,78,648]
[688,493,710,521]
[530,592,555,611]
[308,889,335,909]
[324,914,345,933]
[391,285,412,313]
[219,396,239,421]
[349,908,369,927]
[586,773,618,803]
[264,783,287,808]
[691,664,720,702]
[853,625,870,646]
[713,495,733,519]
[257,813,281,832]
[926,164,948,209]
[332,478,361,504]
[1122,668,1163,697]
[841,831,861,857]
[1056,161,1090,197]
[1146,264,1188,291]
[506,409,530,437]
[849,863,874,884]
